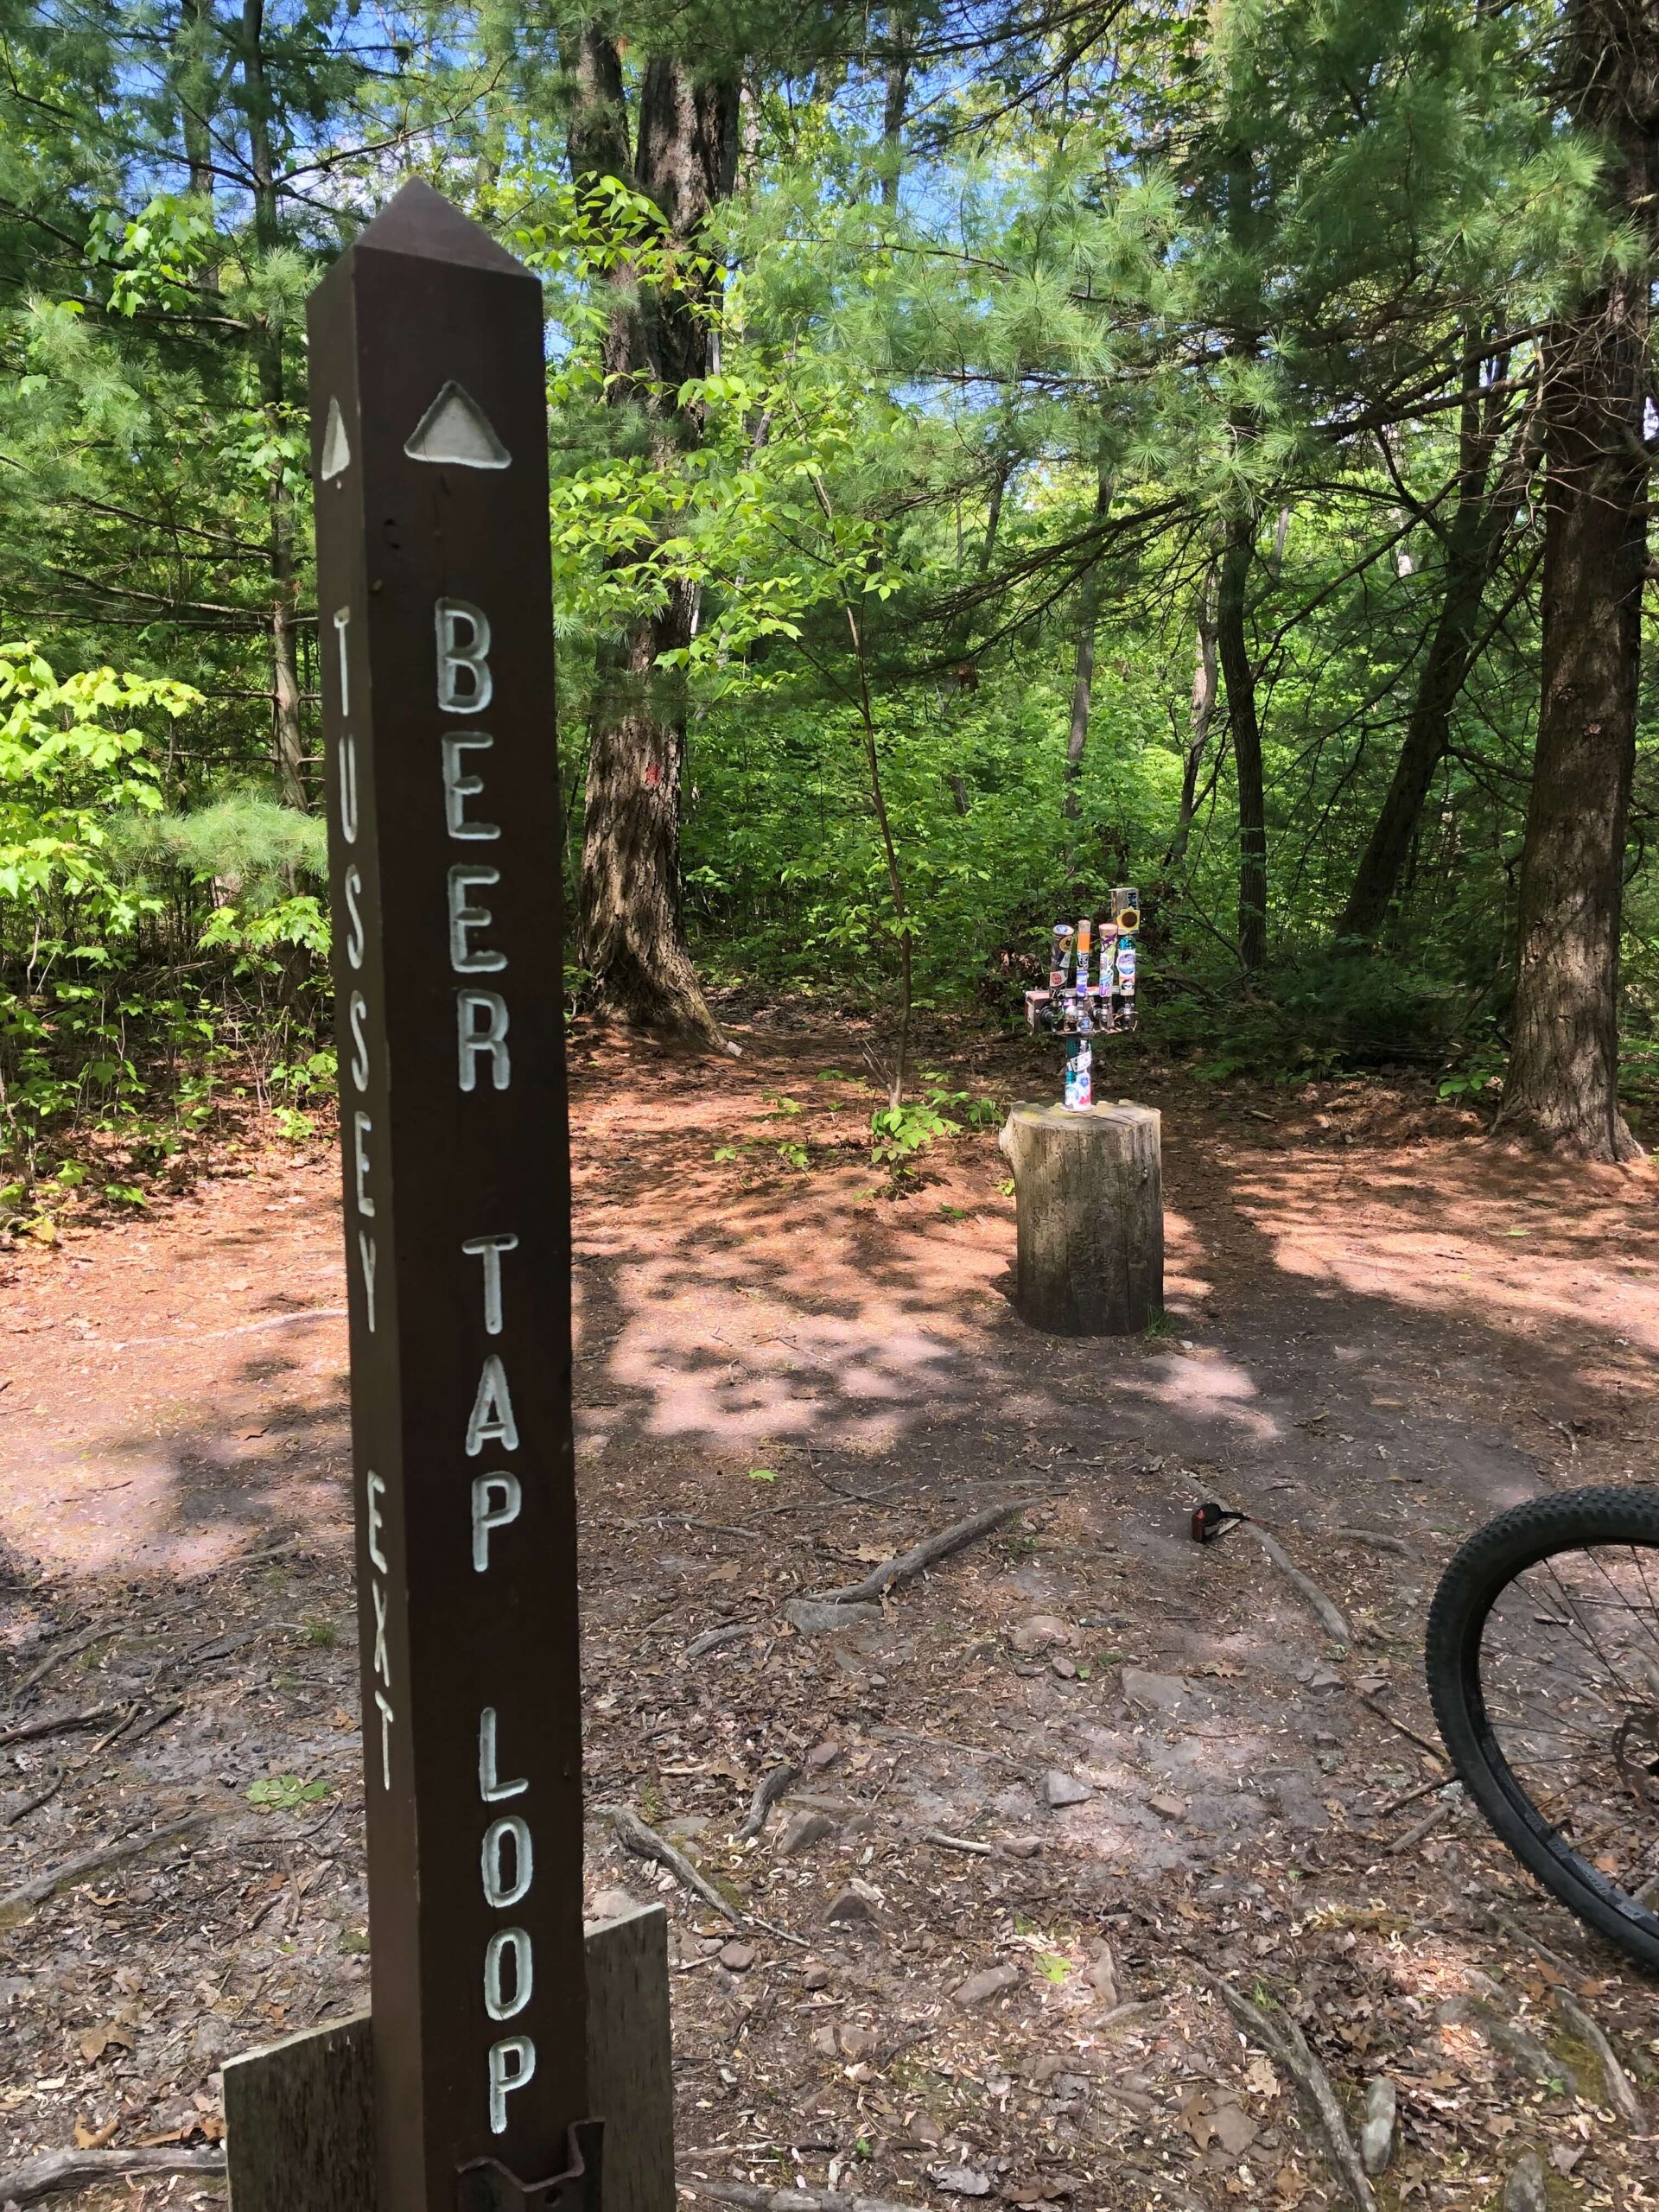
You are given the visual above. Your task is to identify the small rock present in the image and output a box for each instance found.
[801,1963,830,1992]
[1503,2152,1548,2212]
[826,1885,875,1926]
[810,2025,837,2057]
[779,1810,838,1856]
[804,1738,842,1770]
[1010,1614,1076,1654]
[929,2166,993,2198]
[1359,2077,1396,2176]
[586,1886,639,1925]
[1122,1666,1188,1714]
[1042,1770,1093,1808]
[839,2024,877,2059]
[1147,1792,1186,1821]
[786,1599,882,1634]
[954,1963,1020,2008]
[909,2113,944,2148]
[1001,1835,1042,1858]
[718,1941,756,1973]
[1051,1656,1077,1680]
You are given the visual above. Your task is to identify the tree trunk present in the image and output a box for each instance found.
[570,30,737,1048]
[1499,0,1656,1161]
[880,10,909,207]
[1062,460,1112,823]
[998,1103,1164,1337]
[1338,342,1534,941]
[1166,561,1218,873]
[240,0,306,813]
[1217,509,1267,971]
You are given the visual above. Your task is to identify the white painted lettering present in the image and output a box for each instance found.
[435,598,493,714]
[359,1229,378,1333]
[466,1355,519,1457]
[353,1111,375,1217]
[481,1815,533,1907]
[348,991,370,1091]
[461,1232,518,1335]
[334,607,351,718]
[339,734,359,846]
[442,734,499,841]
[373,1688,394,1789]
[457,991,510,1092]
[366,1471,389,1573]
[448,866,506,975]
[479,1706,529,1802]
[484,1928,532,2022]
[471,1472,522,1571]
[372,1577,390,1684]
[345,863,365,969]
[487,2036,534,2135]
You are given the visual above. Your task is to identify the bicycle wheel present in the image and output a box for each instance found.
[1426,1485,1659,1971]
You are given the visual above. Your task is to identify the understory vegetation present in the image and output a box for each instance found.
[0,0,1655,1200]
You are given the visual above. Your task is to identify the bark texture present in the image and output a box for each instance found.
[1166,560,1218,874]
[1500,0,1656,1160]
[998,1103,1163,1336]
[571,31,738,1047]
[1217,510,1266,971]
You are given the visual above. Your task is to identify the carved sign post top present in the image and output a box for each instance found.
[306,179,590,2212]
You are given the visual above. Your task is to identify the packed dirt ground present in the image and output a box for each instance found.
[3,1009,1658,2212]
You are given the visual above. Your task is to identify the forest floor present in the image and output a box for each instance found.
[3,1007,1658,2212]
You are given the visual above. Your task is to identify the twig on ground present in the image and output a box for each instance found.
[1482,1905,1587,1985]
[683,1623,759,1664]
[922,1829,994,1856]
[87,1702,142,1756]
[1552,1988,1648,2133]
[803,1502,1022,1606]
[0,1815,209,1931]
[3,1767,64,1825]
[1334,1527,1414,1557]
[1388,1788,1462,1855]
[119,1700,184,1748]
[1241,1522,1353,1644]
[1375,1774,1447,1818]
[0,2147,227,2204]
[8,1625,113,1700]
[1355,1693,1447,1766]
[597,1803,743,1925]
[1215,1979,1377,2212]
[0,1703,120,1750]
[736,1762,798,1842]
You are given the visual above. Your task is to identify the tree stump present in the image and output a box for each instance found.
[998,1101,1163,1335]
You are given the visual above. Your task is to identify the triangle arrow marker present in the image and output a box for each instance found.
[319,397,352,480]
[404,381,512,470]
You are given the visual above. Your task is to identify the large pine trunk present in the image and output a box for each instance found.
[1499,0,1655,1160]
[1217,510,1267,972]
[569,35,738,1047]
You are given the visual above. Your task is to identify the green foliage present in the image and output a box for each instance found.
[245,1773,330,1812]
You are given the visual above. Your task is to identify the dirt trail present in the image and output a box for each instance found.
[2,1016,1656,2211]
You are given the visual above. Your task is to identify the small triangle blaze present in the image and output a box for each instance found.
[320,397,352,480]
[404,381,512,470]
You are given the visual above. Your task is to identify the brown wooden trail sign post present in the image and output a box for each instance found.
[220,181,672,2212]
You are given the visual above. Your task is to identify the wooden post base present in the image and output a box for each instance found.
[998,1100,1163,1335]
[223,1903,673,2212]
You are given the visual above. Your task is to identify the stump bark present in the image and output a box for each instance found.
[999,1101,1162,1335]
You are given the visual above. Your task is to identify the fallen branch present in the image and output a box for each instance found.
[1334,1527,1414,1558]
[1375,1774,1447,1819]
[0,1703,119,1751]
[3,1768,64,1826]
[1388,1787,1462,1855]
[1242,1523,1353,1645]
[1215,1979,1376,2212]
[121,1700,184,1748]
[0,1815,209,1932]
[1355,1694,1447,1767]
[597,1803,742,1925]
[0,2146,226,2204]
[1553,1987,1648,2133]
[9,1625,114,1701]
[922,1829,993,1857]
[1481,1904,1586,1985]
[736,1762,798,1842]
[683,1622,759,1664]
[804,1502,1022,1607]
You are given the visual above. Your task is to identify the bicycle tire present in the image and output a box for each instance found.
[1426,1484,1659,1972]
